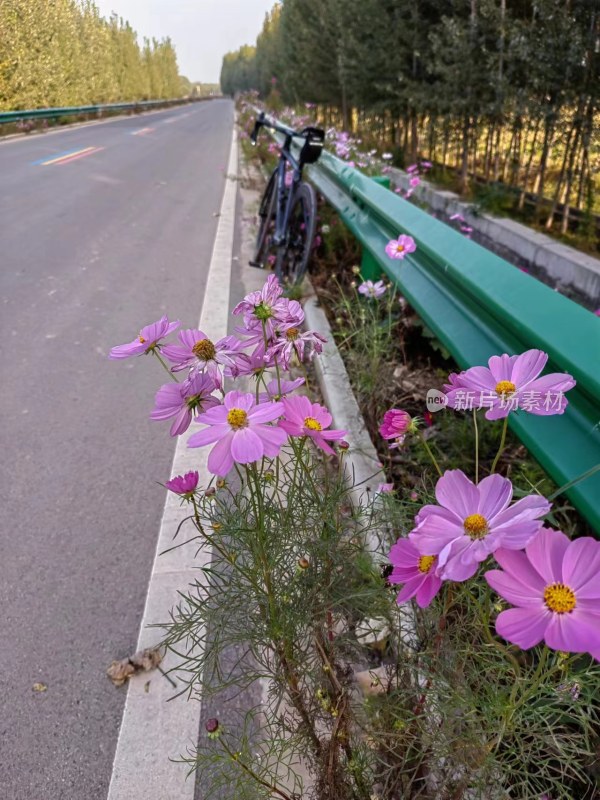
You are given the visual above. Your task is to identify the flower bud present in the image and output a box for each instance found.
[298,557,310,570]
[338,440,350,451]
[205,718,219,734]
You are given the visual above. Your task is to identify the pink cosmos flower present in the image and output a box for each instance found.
[234,276,304,342]
[279,395,347,455]
[188,390,287,476]
[358,280,386,299]
[594,309,600,317]
[406,164,418,173]
[409,176,421,188]
[485,528,600,661]
[259,377,305,402]
[410,470,551,581]
[151,372,219,436]
[377,483,394,494]
[444,349,576,420]
[421,161,432,169]
[385,235,417,260]
[165,471,199,497]
[162,330,246,389]
[109,316,180,359]
[379,408,412,449]
[388,538,442,608]
[232,275,290,337]
[266,328,326,369]
[450,213,465,222]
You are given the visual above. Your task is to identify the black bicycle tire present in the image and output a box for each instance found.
[254,168,278,266]
[275,181,317,284]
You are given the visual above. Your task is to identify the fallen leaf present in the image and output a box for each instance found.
[32,682,47,693]
[107,647,163,687]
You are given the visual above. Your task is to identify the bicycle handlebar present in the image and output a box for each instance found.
[250,111,307,146]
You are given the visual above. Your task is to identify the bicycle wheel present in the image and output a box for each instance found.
[253,168,278,268]
[275,181,317,285]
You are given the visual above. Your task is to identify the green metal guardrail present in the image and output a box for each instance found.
[268,118,600,534]
[0,97,209,126]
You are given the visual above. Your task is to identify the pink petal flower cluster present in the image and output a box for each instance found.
[389,538,442,608]
[385,235,417,260]
[379,408,413,449]
[162,329,247,389]
[410,470,550,581]
[151,372,220,436]
[165,471,199,497]
[279,395,347,456]
[485,528,600,661]
[188,390,287,476]
[266,328,326,370]
[445,349,576,420]
[358,280,386,299]
[109,316,180,359]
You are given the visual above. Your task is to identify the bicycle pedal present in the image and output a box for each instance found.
[248,260,265,269]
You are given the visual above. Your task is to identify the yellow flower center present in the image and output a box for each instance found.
[418,555,436,574]
[138,335,146,343]
[463,513,489,539]
[495,380,517,397]
[227,408,248,430]
[396,244,405,253]
[304,416,322,431]
[286,327,300,341]
[544,583,576,614]
[192,339,216,361]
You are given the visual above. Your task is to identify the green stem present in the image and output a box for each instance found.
[219,738,294,800]
[417,429,443,477]
[153,349,179,381]
[490,416,509,474]
[547,462,600,501]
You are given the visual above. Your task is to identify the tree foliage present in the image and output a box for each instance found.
[222,1,599,221]
[0,0,182,110]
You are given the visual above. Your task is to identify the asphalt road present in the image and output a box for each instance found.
[0,99,234,799]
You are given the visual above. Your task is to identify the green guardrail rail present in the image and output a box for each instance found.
[0,96,210,125]
[267,115,600,534]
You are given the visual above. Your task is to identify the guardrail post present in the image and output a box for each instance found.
[360,175,391,280]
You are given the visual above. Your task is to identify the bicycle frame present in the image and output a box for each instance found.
[272,134,303,248]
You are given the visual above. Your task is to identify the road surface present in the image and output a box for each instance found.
[0,99,234,799]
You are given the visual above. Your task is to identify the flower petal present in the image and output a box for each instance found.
[525,528,570,583]
[562,537,600,596]
[477,474,512,518]
[435,470,479,518]
[207,433,235,476]
[485,569,544,608]
[493,548,547,590]
[510,349,547,388]
[415,575,443,607]
[495,607,550,649]
[230,427,264,464]
[544,611,600,654]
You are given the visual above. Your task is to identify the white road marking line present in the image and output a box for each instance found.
[106,122,238,800]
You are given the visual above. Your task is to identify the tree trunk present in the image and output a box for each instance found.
[518,117,540,210]
[459,116,470,193]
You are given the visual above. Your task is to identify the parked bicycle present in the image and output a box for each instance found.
[249,111,325,284]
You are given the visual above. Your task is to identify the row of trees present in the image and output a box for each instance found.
[0,0,185,110]
[221,1,599,226]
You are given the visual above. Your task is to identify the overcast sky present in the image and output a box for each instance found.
[94,0,276,83]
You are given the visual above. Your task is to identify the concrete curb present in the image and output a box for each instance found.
[106,122,238,800]
[389,167,600,305]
